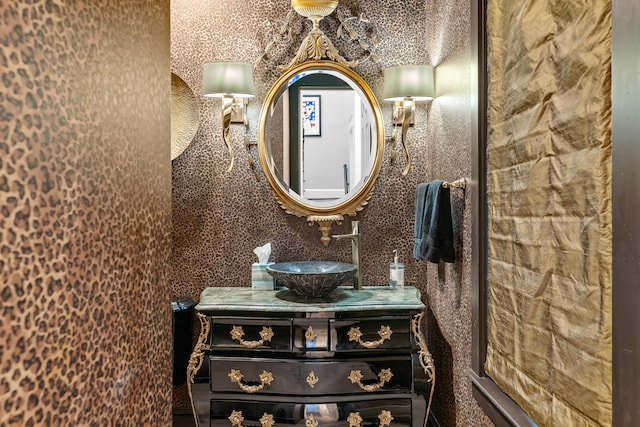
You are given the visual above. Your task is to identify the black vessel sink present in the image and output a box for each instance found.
[266,261,357,298]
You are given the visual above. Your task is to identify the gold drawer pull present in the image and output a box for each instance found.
[377,410,394,427]
[305,325,318,342]
[348,326,392,348]
[348,368,393,392]
[306,370,319,388]
[228,369,274,393]
[305,414,319,427]
[347,411,394,427]
[230,325,274,349]
[229,410,275,427]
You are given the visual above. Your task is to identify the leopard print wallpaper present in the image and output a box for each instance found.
[171,1,492,426]
[1,1,172,426]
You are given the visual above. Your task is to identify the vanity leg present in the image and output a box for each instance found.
[412,312,436,427]
[187,312,210,427]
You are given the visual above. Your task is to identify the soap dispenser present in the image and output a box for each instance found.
[389,249,405,288]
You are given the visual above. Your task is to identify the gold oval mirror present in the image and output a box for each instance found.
[258,60,384,245]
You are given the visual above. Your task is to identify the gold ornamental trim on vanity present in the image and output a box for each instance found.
[187,313,210,427]
[230,325,275,348]
[348,325,392,348]
[412,312,436,427]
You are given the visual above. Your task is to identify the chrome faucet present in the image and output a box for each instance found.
[332,221,363,290]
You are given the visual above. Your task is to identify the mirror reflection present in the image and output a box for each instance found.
[263,66,378,208]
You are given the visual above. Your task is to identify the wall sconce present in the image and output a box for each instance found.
[383,65,434,175]
[203,62,255,171]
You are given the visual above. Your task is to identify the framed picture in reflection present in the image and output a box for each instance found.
[302,95,321,136]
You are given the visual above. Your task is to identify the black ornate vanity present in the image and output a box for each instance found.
[187,287,435,427]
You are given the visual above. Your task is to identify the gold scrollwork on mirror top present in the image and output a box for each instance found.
[348,325,392,348]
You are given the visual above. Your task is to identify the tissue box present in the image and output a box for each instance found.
[252,262,275,290]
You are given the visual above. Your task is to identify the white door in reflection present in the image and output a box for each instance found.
[300,88,368,202]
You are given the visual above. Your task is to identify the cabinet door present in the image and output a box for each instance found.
[210,356,413,395]
[331,317,412,352]
[211,399,412,427]
[211,317,292,351]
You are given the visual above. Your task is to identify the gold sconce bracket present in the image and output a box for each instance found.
[387,99,415,176]
[391,100,415,126]
[221,96,251,172]
[229,97,249,124]
[389,99,416,175]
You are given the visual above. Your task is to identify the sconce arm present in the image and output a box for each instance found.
[222,96,235,172]
[400,105,413,176]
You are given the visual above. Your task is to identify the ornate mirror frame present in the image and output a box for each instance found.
[258,60,384,245]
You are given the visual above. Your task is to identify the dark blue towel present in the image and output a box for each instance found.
[413,183,429,259]
[413,180,455,263]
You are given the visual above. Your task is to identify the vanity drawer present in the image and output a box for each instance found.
[331,317,412,352]
[211,318,292,351]
[210,356,413,396]
[210,399,412,427]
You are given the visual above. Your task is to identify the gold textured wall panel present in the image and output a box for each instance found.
[485,0,612,425]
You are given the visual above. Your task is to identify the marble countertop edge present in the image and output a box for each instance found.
[195,286,426,312]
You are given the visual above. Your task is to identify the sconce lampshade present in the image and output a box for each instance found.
[202,62,256,98]
[383,65,434,101]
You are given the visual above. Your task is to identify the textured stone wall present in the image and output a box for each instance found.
[0,1,172,425]
[171,1,491,425]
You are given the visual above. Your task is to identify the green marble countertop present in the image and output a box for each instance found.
[195,286,425,312]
